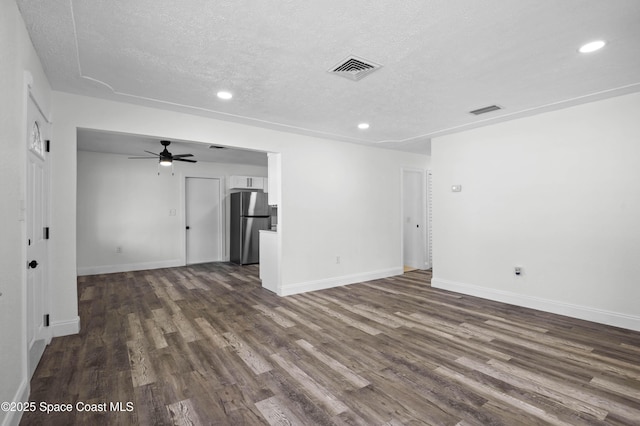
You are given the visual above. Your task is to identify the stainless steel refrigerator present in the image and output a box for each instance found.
[230,191,270,265]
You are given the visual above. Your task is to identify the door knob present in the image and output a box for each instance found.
[28,260,38,269]
[186,226,190,230]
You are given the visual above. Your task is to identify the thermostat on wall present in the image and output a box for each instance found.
[451,185,462,192]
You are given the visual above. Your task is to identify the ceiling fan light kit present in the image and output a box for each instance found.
[129,140,197,174]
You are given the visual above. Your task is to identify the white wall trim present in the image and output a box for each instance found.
[432,277,640,332]
[280,267,403,296]
[1,378,29,426]
[17,71,30,426]
[76,259,183,276]
[51,316,81,337]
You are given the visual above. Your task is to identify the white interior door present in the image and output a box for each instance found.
[185,177,222,264]
[26,94,51,377]
[403,169,425,270]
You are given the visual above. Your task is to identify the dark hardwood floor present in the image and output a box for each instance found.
[22,263,640,425]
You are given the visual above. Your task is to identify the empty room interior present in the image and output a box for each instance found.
[2,1,640,425]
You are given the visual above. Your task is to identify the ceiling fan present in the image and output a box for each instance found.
[128,140,197,167]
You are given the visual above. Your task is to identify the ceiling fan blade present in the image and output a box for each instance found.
[143,150,160,156]
[172,153,194,158]
[175,158,197,163]
[128,156,158,159]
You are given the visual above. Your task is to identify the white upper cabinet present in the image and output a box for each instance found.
[229,175,264,190]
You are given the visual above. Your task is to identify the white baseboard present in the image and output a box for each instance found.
[77,259,184,276]
[2,378,29,426]
[280,267,403,296]
[51,316,80,337]
[432,277,640,332]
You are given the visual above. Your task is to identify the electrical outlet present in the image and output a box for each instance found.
[116,246,122,254]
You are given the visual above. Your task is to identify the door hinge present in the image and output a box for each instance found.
[44,227,50,240]
[44,314,50,327]
[45,139,50,153]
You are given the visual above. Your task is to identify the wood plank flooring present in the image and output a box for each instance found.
[22,263,640,425]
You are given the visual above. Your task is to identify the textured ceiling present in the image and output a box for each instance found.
[17,0,640,154]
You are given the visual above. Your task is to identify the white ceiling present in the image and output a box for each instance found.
[77,128,268,166]
[17,0,640,155]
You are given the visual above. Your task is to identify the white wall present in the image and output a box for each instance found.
[280,139,429,293]
[432,92,640,331]
[0,0,52,424]
[77,150,267,274]
[51,91,429,335]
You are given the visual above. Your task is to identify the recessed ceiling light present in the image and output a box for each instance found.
[217,91,233,100]
[579,40,606,53]
[357,123,370,130]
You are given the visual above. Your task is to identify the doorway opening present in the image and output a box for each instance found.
[76,129,269,274]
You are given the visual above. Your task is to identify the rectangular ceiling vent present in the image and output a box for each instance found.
[328,55,382,81]
[469,105,503,115]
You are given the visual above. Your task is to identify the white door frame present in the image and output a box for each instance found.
[426,169,433,269]
[24,71,52,378]
[180,173,225,264]
[401,167,428,270]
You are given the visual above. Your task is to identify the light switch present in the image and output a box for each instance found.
[451,185,462,192]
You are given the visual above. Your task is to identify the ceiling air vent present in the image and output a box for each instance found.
[328,55,382,81]
[469,105,502,115]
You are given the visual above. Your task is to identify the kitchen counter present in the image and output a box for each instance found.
[259,230,279,293]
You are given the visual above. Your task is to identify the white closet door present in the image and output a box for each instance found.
[403,169,425,270]
[186,177,222,264]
